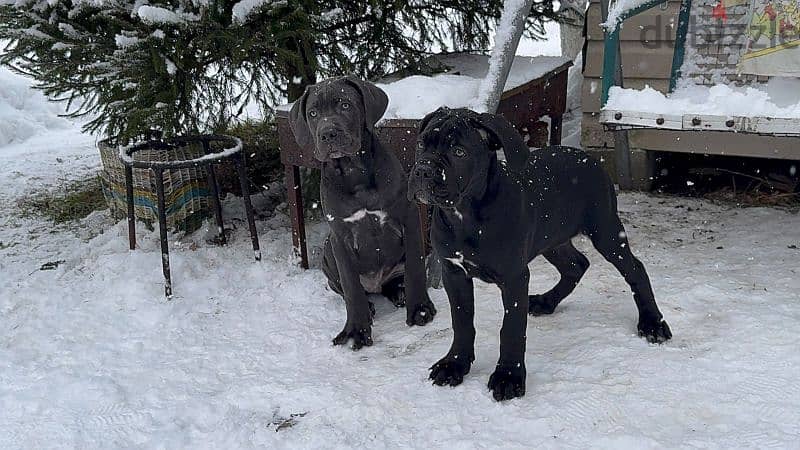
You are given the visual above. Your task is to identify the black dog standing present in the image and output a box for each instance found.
[289,76,436,350]
[408,108,671,401]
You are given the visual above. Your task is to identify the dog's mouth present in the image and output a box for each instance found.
[412,186,456,208]
[315,143,359,162]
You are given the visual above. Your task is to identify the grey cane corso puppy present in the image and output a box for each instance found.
[289,76,436,350]
[408,107,671,401]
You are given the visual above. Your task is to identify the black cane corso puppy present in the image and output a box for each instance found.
[289,76,436,350]
[408,107,671,401]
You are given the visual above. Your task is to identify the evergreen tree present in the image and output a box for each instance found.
[0,0,559,141]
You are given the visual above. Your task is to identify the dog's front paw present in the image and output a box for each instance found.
[488,364,526,401]
[406,300,437,326]
[332,324,373,350]
[430,356,471,387]
[528,294,557,316]
[637,318,672,343]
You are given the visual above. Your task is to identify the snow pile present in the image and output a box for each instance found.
[375,56,571,120]
[2,144,800,446]
[0,67,72,147]
[605,77,800,118]
[377,75,482,120]
[1,72,800,447]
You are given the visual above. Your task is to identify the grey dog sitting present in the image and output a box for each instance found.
[408,107,671,401]
[289,76,436,350]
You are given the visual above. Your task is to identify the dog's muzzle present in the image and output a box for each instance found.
[314,125,357,161]
[408,161,449,205]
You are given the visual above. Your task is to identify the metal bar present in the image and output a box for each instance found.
[602,0,633,189]
[549,114,563,145]
[600,0,666,106]
[235,154,261,261]
[600,27,620,106]
[154,168,172,298]
[124,165,136,250]
[669,0,693,92]
[479,0,535,113]
[284,165,308,269]
[206,164,226,245]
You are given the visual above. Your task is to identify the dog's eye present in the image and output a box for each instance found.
[452,146,466,157]
[341,102,350,110]
[417,141,424,150]
[308,110,318,118]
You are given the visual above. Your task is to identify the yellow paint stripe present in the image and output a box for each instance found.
[741,39,800,60]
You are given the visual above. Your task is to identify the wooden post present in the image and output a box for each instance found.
[285,165,308,269]
[549,114,563,146]
[125,165,136,250]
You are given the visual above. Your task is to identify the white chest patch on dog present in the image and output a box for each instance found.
[343,208,388,225]
[444,251,474,275]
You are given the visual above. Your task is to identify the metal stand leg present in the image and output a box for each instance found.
[285,164,308,269]
[600,0,633,190]
[206,164,226,244]
[549,114,563,146]
[614,129,633,190]
[235,154,261,261]
[125,165,136,250]
[154,168,172,298]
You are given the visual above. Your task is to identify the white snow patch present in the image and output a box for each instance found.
[114,34,139,48]
[605,78,800,119]
[342,208,388,225]
[136,5,198,24]
[2,69,800,449]
[0,67,72,147]
[376,56,570,120]
[444,251,474,275]
[232,0,277,22]
[164,58,177,75]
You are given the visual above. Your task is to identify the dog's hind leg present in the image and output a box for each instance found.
[586,213,672,343]
[529,241,590,316]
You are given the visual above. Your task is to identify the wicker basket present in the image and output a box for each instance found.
[98,139,211,233]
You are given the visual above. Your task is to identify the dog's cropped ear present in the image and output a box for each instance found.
[470,113,530,171]
[344,75,389,130]
[288,86,314,148]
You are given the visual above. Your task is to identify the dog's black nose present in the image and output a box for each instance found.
[319,128,338,142]
[413,164,435,180]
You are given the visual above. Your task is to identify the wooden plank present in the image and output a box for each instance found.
[629,129,800,159]
[599,109,683,130]
[682,115,800,136]
[584,40,675,78]
[582,77,670,112]
[586,2,679,42]
[583,112,800,159]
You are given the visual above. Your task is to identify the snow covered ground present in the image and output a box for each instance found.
[2,40,800,450]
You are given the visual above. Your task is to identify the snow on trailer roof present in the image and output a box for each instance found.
[600,78,800,135]
[275,55,571,121]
